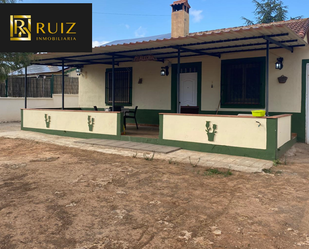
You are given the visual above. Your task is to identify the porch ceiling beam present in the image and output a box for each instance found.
[34,33,291,64]
[63,58,121,66]
[195,39,298,52]
[160,44,305,59]
[172,46,221,58]
[41,61,121,67]
[107,53,135,59]
[110,52,165,63]
[218,44,304,54]
[264,36,293,52]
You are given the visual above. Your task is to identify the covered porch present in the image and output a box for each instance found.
[21,20,308,160]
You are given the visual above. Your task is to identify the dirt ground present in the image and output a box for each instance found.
[0,138,309,249]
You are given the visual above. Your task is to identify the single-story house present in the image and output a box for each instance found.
[22,0,309,160]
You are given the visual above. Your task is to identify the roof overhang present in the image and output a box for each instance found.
[33,24,308,67]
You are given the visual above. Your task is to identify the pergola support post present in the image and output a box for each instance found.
[266,40,269,116]
[62,59,64,110]
[24,66,27,108]
[112,54,115,111]
[177,47,181,113]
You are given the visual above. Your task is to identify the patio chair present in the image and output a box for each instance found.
[124,106,138,129]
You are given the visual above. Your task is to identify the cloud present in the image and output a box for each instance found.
[134,26,146,38]
[190,9,203,23]
[125,24,130,29]
[92,41,110,48]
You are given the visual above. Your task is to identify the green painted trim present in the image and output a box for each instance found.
[221,57,266,109]
[117,112,123,136]
[159,114,163,140]
[130,109,171,125]
[20,127,121,140]
[171,62,202,113]
[200,110,304,143]
[266,118,277,160]
[160,138,274,160]
[21,109,23,129]
[158,115,279,160]
[105,67,132,106]
[276,136,297,159]
[50,74,54,97]
[301,59,309,143]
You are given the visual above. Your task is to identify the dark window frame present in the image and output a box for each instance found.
[221,57,266,109]
[105,67,132,106]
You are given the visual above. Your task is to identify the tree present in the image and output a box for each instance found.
[242,0,288,25]
[0,0,31,81]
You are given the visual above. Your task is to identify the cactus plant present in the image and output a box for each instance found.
[88,115,95,132]
[44,114,51,128]
[205,121,217,142]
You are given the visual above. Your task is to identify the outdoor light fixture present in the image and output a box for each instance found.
[275,57,283,70]
[160,66,169,76]
[76,68,83,76]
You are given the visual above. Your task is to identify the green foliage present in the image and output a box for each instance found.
[0,53,32,81]
[204,168,233,177]
[242,0,288,25]
[0,0,32,81]
[143,152,155,161]
[262,168,272,173]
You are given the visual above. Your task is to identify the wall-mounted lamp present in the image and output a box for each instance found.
[76,67,83,76]
[275,57,283,70]
[160,66,169,76]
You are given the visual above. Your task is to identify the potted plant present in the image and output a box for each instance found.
[205,121,217,142]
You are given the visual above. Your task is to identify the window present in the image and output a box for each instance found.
[221,57,265,108]
[105,68,132,106]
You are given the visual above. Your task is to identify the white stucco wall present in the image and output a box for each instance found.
[0,94,79,122]
[162,114,267,149]
[79,46,309,114]
[79,61,171,110]
[23,109,118,135]
[277,115,292,148]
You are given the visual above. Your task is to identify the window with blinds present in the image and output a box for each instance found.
[221,57,265,108]
[105,68,132,106]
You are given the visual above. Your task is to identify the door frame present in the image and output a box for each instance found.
[179,72,198,112]
[171,62,202,113]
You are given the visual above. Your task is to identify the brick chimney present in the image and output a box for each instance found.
[171,0,190,38]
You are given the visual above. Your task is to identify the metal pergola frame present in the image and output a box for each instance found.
[25,30,306,115]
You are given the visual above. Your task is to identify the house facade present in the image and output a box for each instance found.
[22,0,309,160]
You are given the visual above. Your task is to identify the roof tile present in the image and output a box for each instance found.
[191,18,309,39]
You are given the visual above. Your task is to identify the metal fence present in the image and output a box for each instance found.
[0,76,79,97]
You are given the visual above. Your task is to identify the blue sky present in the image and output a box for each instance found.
[22,0,309,47]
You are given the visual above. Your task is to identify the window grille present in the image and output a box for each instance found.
[221,58,265,108]
[106,68,132,106]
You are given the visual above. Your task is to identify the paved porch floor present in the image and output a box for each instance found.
[123,125,159,138]
[0,122,273,173]
[76,138,180,154]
